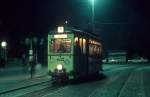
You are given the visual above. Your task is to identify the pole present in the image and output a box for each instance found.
[92,0,95,34]
[4,47,7,64]
[1,41,7,68]
[29,39,34,79]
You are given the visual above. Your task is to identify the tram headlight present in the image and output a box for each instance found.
[56,64,63,70]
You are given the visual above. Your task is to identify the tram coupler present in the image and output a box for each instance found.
[51,69,68,84]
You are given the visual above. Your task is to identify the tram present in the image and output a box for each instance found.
[48,26,103,82]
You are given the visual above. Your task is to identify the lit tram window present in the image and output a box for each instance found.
[79,38,82,49]
[54,34,67,38]
[74,37,78,42]
[93,45,97,54]
[83,39,86,54]
[89,39,92,44]
[93,41,96,44]
[99,46,102,54]
[89,44,94,55]
[91,40,94,44]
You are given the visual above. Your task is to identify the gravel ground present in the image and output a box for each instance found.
[43,66,134,97]
[118,68,145,97]
[143,66,150,97]
[1,64,150,97]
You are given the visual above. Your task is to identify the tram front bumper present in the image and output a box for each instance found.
[51,69,68,81]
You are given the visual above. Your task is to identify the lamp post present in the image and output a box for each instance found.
[1,41,7,64]
[91,0,95,33]
[25,37,34,79]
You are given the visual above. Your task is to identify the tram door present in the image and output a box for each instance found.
[74,37,88,77]
[74,37,81,77]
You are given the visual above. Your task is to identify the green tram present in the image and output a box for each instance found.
[48,26,103,81]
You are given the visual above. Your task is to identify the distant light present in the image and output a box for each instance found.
[65,21,68,24]
[57,26,64,33]
[54,34,67,38]
[1,41,7,47]
[111,59,115,62]
[91,0,95,5]
[29,49,33,55]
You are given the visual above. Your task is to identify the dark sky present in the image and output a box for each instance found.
[0,0,150,58]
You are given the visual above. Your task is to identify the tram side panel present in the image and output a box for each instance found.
[73,36,88,78]
[73,36,103,78]
[87,39,103,75]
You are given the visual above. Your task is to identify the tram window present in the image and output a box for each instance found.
[76,38,82,54]
[79,38,82,49]
[93,45,97,54]
[74,37,78,43]
[97,47,100,54]
[74,40,81,55]
[98,42,102,55]
[89,44,94,55]
[83,39,86,54]
[50,39,71,53]
[99,46,102,55]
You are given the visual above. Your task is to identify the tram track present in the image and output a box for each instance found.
[0,80,53,97]
[43,66,136,97]
[0,79,51,95]
[10,65,130,97]
[0,65,138,97]
[19,84,66,97]
[24,65,147,97]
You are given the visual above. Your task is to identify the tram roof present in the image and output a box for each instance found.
[49,26,102,41]
[67,27,103,42]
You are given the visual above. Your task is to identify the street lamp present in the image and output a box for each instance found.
[1,41,7,64]
[1,41,7,47]
[90,0,95,33]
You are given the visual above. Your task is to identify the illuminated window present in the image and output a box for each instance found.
[79,38,82,50]
[83,39,86,54]
[89,39,92,44]
[74,37,78,43]
[54,34,67,38]
[93,45,97,54]
[89,44,93,55]
[50,39,71,53]
[99,46,102,55]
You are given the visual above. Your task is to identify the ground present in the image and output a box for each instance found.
[0,63,150,97]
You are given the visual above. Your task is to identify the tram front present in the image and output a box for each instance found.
[48,26,74,82]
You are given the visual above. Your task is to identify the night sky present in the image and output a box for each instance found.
[0,0,150,58]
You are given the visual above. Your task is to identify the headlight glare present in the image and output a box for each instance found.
[56,64,63,70]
